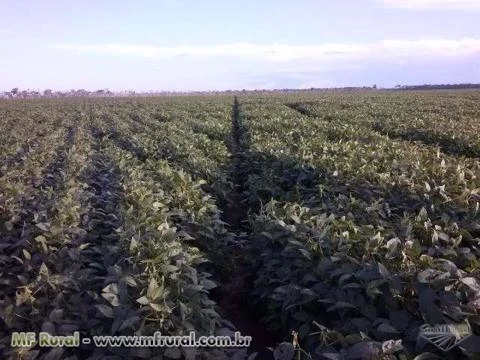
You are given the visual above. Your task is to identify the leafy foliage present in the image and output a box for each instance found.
[239,91,480,359]
[1,91,480,359]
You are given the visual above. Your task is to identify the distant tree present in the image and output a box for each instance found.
[11,87,19,95]
[43,89,52,97]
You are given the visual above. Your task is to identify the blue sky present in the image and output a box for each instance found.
[1,0,479,91]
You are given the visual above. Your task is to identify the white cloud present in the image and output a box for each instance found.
[56,38,480,62]
[379,0,480,10]
[56,43,369,61]
[379,39,480,56]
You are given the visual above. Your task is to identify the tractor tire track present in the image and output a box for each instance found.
[215,97,281,359]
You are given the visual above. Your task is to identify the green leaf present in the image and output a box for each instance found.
[44,347,64,360]
[49,309,64,322]
[22,249,31,260]
[130,348,152,359]
[35,235,47,243]
[376,322,399,334]
[413,353,443,360]
[95,304,114,318]
[292,311,310,322]
[102,283,119,294]
[290,215,301,224]
[152,201,166,209]
[273,342,295,360]
[101,292,120,307]
[377,262,390,278]
[461,277,480,292]
[124,275,137,287]
[327,302,357,312]
[164,347,182,359]
[201,279,217,290]
[39,263,49,277]
[149,302,164,312]
[147,278,164,300]
[130,237,138,251]
[136,296,150,305]
[35,222,50,232]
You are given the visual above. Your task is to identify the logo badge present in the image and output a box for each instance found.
[419,321,472,352]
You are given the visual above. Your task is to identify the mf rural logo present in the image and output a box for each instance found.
[419,321,472,352]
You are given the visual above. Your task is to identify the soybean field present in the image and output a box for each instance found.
[1,90,480,360]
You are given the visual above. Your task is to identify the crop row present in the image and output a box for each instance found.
[2,92,479,360]
[285,91,480,158]
[0,98,254,360]
[236,92,480,359]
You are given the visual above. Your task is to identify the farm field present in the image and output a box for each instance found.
[1,90,480,360]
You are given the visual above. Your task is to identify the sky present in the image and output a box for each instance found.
[0,0,479,91]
